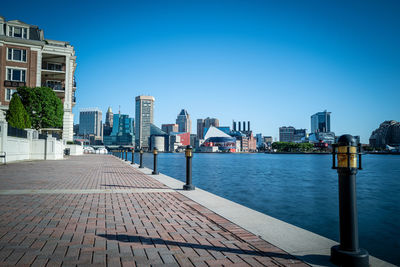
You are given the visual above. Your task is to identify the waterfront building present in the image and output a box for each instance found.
[103,106,113,136]
[161,123,178,135]
[369,120,400,148]
[103,114,134,146]
[0,16,77,140]
[279,126,295,142]
[135,95,154,150]
[308,132,335,145]
[190,134,197,148]
[176,109,191,133]
[256,133,263,147]
[197,119,204,139]
[149,124,168,152]
[311,110,331,133]
[294,129,307,143]
[79,108,102,143]
[202,126,236,152]
[169,132,191,152]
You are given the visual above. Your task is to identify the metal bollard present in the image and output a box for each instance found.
[139,149,144,168]
[330,134,368,267]
[152,148,159,175]
[183,145,195,190]
[131,148,135,164]
[125,149,128,161]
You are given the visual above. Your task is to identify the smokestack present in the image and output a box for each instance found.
[233,121,236,131]
[238,121,241,132]
[248,121,250,132]
[243,121,246,132]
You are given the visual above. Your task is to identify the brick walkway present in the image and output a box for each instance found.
[0,155,308,266]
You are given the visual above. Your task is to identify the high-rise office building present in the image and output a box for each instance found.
[176,109,191,133]
[135,95,155,149]
[103,106,113,136]
[161,124,178,135]
[279,126,295,142]
[311,110,331,133]
[204,117,219,128]
[0,16,77,141]
[79,108,102,138]
[197,119,204,139]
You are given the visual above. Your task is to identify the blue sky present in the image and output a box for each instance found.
[2,0,400,142]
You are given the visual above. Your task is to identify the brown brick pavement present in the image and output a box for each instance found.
[0,155,309,266]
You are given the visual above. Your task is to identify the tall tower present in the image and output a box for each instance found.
[135,96,155,149]
[176,109,191,133]
[79,108,102,137]
[105,106,113,128]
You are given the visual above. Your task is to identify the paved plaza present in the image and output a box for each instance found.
[0,155,308,266]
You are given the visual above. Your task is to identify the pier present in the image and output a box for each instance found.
[0,155,393,266]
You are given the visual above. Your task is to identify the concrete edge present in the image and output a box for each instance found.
[122,159,393,267]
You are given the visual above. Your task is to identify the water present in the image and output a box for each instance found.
[123,152,400,265]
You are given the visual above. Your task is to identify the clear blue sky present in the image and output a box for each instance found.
[3,0,400,142]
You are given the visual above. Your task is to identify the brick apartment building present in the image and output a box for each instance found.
[0,16,77,141]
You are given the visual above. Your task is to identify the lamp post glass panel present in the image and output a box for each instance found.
[139,149,144,168]
[152,148,159,175]
[330,134,369,267]
[183,145,195,190]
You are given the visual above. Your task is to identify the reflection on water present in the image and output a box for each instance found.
[126,153,400,265]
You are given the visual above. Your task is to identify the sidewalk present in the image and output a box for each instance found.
[0,155,308,266]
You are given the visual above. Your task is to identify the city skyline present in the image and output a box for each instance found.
[2,1,400,142]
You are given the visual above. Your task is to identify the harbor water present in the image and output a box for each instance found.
[126,152,400,265]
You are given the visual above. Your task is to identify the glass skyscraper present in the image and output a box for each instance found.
[311,110,331,133]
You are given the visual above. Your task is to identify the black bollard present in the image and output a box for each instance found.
[152,148,159,175]
[330,135,368,267]
[131,148,135,164]
[139,149,144,168]
[183,145,195,190]
[125,149,128,161]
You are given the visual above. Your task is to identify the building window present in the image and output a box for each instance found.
[6,68,26,82]
[8,26,28,39]
[7,48,27,62]
[5,88,18,101]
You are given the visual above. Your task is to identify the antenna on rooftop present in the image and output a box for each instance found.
[119,105,121,115]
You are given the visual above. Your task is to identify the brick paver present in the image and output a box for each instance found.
[0,155,309,266]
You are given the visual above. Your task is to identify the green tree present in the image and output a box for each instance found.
[17,87,63,130]
[6,93,31,129]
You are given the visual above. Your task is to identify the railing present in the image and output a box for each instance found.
[42,83,65,91]
[38,133,47,140]
[7,124,27,138]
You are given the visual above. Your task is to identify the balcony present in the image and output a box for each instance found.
[73,76,77,88]
[42,83,65,92]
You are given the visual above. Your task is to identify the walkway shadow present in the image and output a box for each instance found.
[97,234,296,260]
[100,184,167,189]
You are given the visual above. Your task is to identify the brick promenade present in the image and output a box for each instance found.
[0,155,308,267]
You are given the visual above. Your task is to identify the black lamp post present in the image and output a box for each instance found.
[183,145,195,190]
[331,134,369,267]
[139,149,144,168]
[131,148,134,164]
[152,148,159,175]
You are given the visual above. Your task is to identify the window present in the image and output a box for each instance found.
[5,89,17,101]
[6,68,26,82]
[7,48,27,62]
[8,26,28,39]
